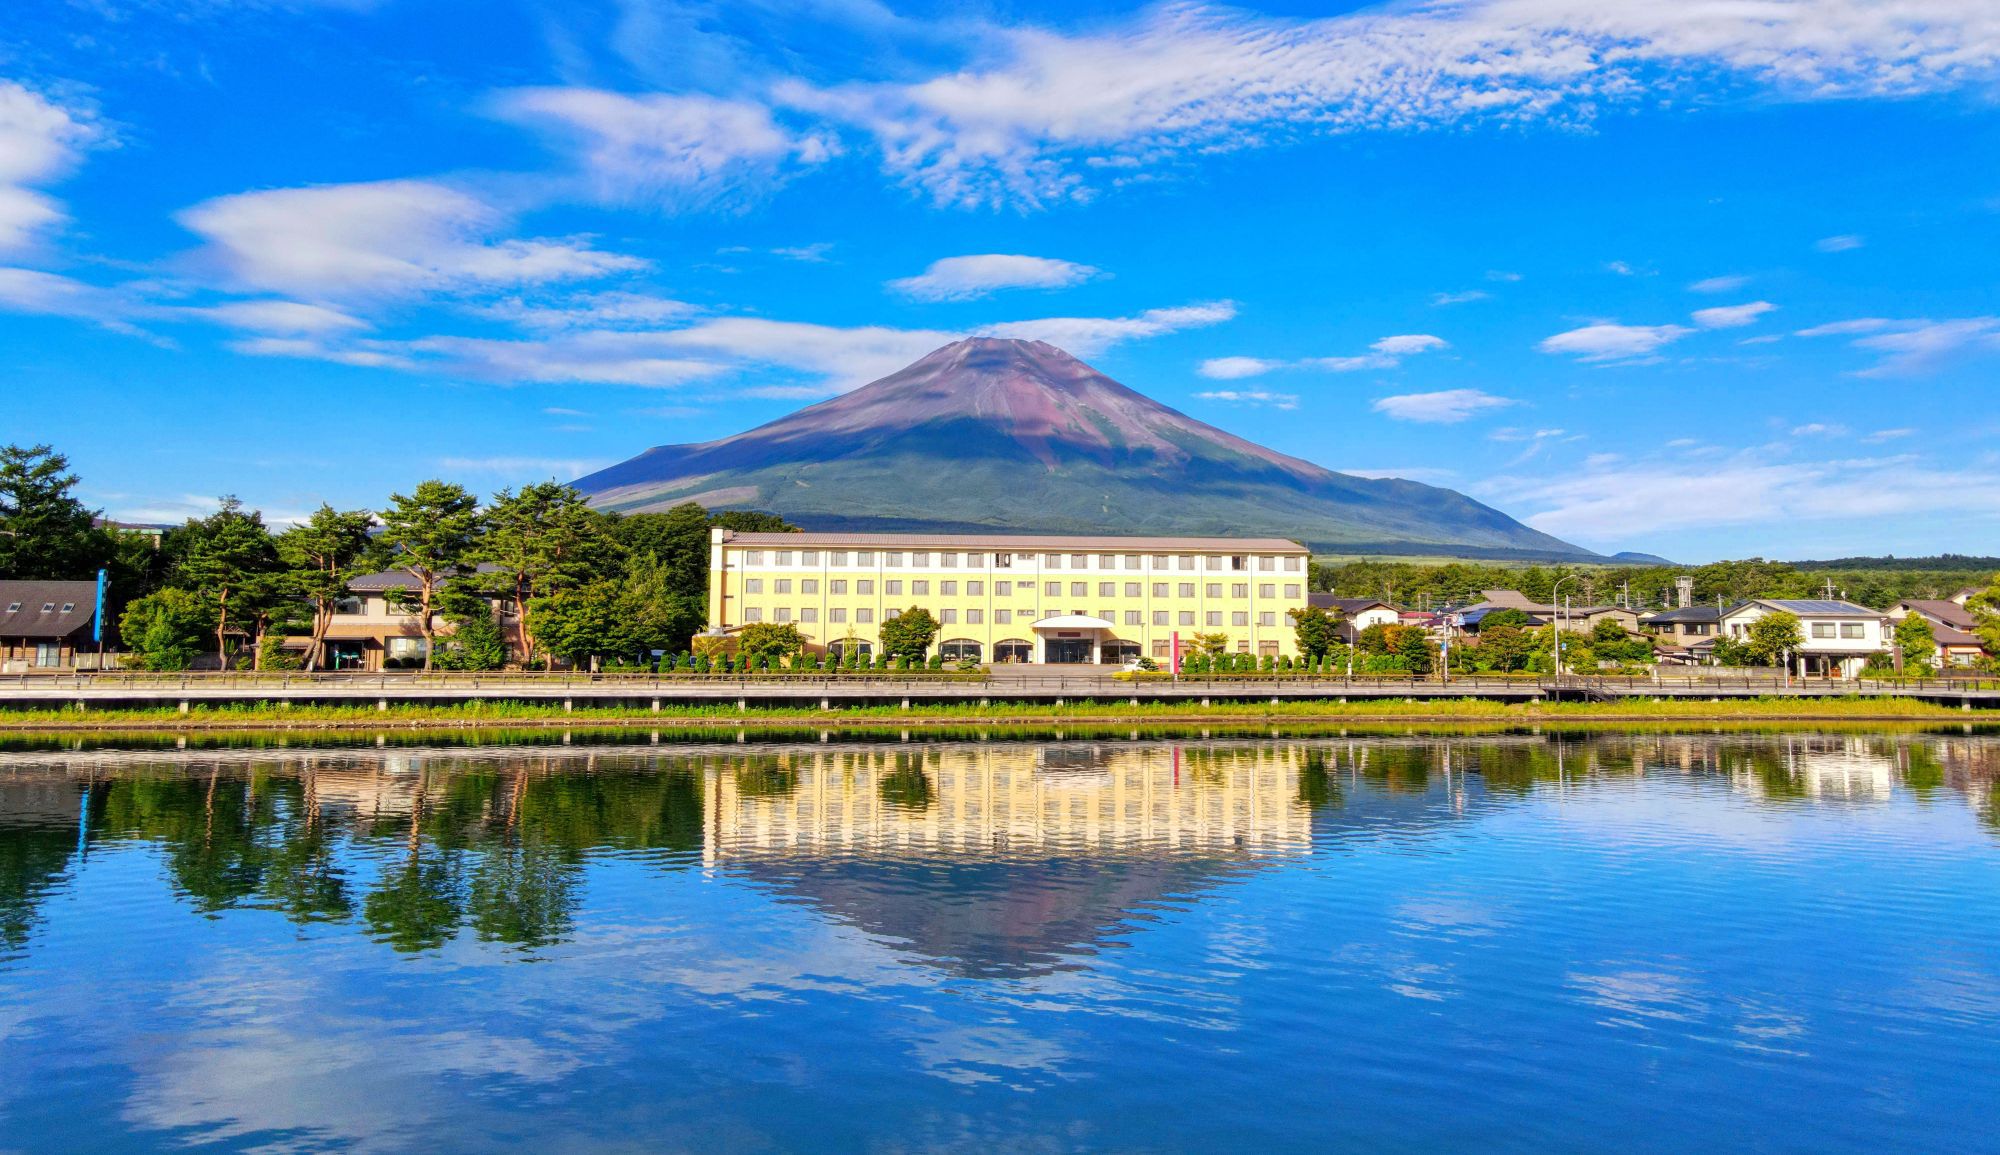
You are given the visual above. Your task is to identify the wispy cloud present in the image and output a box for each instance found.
[436,455,612,481]
[1373,389,1515,423]
[887,253,1101,301]
[0,81,102,254]
[1432,290,1490,306]
[772,242,834,262]
[1197,334,1446,378]
[1691,300,1777,329]
[1538,322,1693,362]
[1195,389,1298,410]
[1815,233,1866,252]
[1689,275,1749,293]
[1795,315,2000,374]
[981,301,1234,356]
[1197,356,1284,380]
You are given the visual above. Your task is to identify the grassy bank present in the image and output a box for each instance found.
[0,695,1987,733]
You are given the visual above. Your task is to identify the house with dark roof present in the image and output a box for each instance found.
[1719,598,1889,678]
[0,580,103,671]
[1887,599,1990,668]
[1304,594,1401,641]
[284,568,512,670]
[1457,590,1641,635]
[1639,604,1725,647]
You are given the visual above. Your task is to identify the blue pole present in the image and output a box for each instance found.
[93,567,107,644]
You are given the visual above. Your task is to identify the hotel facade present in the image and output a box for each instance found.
[707,530,1313,664]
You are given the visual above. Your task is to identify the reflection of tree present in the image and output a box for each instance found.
[1905,745,1946,795]
[469,842,577,950]
[363,779,465,952]
[1360,746,1432,793]
[1295,750,1344,811]
[879,754,934,811]
[99,768,280,912]
[258,770,352,923]
[0,794,82,953]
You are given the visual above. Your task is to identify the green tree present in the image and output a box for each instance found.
[1746,611,1805,668]
[0,443,117,580]
[173,497,280,669]
[1894,613,1938,670]
[1355,622,1396,655]
[1394,625,1434,675]
[736,621,807,663]
[378,481,483,671]
[1291,605,1342,658]
[277,505,378,671]
[877,607,940,659]
[529,581,631,670]
[118,588,212,670]
[1480,608,1536,629]
[1475,624,1538,672]
[431,586,508,671]
[616,552,706,655]
[474,483,615,668]
[1970,576,2000,655]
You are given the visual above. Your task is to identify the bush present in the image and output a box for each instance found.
[927,653,945,670]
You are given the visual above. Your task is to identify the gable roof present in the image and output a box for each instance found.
[1640,605,1723,624]
[0,580,99,639]
[1896,599,1979,630]
[1306,594,1396,614]
[1750,598,1885,617]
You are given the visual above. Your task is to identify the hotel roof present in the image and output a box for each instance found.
[716,531,1310,553]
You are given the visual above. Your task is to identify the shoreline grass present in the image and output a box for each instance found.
[0,694,1988,734]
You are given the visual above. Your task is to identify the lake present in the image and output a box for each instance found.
[2,728,1998,1154]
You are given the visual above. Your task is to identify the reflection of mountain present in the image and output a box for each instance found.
[702,744,1312,976]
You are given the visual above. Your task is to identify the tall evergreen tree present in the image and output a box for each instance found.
[0,443,113,579]
[277,505,379,671]
[173,497,280,669]
[377,481,482,672]
[474,483,615,668]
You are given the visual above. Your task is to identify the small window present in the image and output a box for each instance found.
[4,602,18,612]
[856,551,875,565]
[1125,554,1142,570]
[801,608,818,623]
[1179,583,1196,598]
[41,603,54,613]
[965,609,982,625]
[886,580,902,596]
[1071,554,1088,569]
[1231,583,1248,598]
[744,607,764,622]
[775,551,793,565]
[912,580,930,596]
[857,609,874,623]
[802,579,820,594]
[1045,581,1061,596]
[830,580,847,595]
[1259,612,1276,627]
[1179,611,1196,626]
[1206,612,1223,627]
[1070,582,1088,597]
[966,581,983,596]
[1125,610,1142,625]
[743,550,763,565]
[995,553,1013,568]
[775,579,792,594]
[744,578,763,594]
[1840,622,1865,639]
[1231,555,1247,571]
[1099,582,1116,597]
[941,581,958,596]
[858,580,874,595]
[1206,584,1222,598]
[1811,622,1835,638]
[1283,557,1302,573]
[774,608,792,623]
[995,609,1012,624]
[1231,611,1249,626]
[940,552,958,568]
[911,552,931,567]
[1124,583,1141,597]
[995,581,1012,596]
[829,551,847,566]
[886,552,904,567]
[941,609,957,624]
[800,550,819,565]
[1258,556,1275,572]
[1153,611,1169,626]
[1044,554,1063,569]
[1284,584,1301,599]
[830,608,847,623]
[60,603,75,613]
[1258,584,1275,599]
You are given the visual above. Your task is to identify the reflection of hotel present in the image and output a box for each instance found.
[706,530,1312,664]
[701,743,1313,863]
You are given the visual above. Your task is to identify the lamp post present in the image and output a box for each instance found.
[1550,575,1578,684]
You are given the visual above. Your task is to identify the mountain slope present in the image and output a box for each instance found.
[575,338,1592,558]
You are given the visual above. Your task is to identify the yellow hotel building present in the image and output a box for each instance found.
[707,530,1312,664]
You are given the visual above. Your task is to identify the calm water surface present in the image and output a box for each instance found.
[3,729,1998,1154]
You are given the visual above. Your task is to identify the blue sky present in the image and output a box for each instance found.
[2,0,1997,561]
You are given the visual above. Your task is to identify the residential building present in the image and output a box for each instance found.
[707,531,1312,663]
[1305,594,1401,641]
[1887,599,1990,668]
[1639,605,1724,647]
[1458,589,1641,634]
[286,569,511,670]
[0,580,104,671]
[1719,599,1889,678]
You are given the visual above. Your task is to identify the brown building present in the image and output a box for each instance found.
[0,580,103,671]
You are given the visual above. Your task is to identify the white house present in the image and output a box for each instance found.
[1719,599,1889,678]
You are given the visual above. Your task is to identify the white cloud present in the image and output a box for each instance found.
[409,333,723,386]
[1538,322,1693,362]
[980,300,1235,356]
[0,266,142,332]
[467,291,698,331]
[1605,260,1641,276]
[0,82,101,253]
[779,0,2000,208]
[177,179,645,301]
[1815,233,1866,252]
[230,335,418,371]
[887,253,1102,301]
[1689,274,1749,293]
[437,455,612,480]
[772,242,834,262]
[1789,422,1846,437]
[1796,315,2000,374]
[1432,290,1490,306]
[1195,389,1298,409]
[183,299,370,335]
[1486,270,1522,283]
[1305,354,1397,372]
[1197,356,1282,380]
[1483,451,2000,540]
[1370,333,1448,355]
[1372,389,1516,423]
[489,88,831,209]
[1691,300,1777,329]
[1863,427,1916,442]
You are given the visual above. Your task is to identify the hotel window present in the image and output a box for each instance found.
[940,552,958,567]
[802,608,818,623]
[1284,584,1301,599]
[775,608,792,623]
[967,581,984,596]
[1044,554,1063,568]
[1258,556,1275,571]
[1152,583,1169,597]
[996,609,1012,624]
[1237,641,1251,653]
[1179,583,1196,598]
[1046,581,1062,596]
[1206,612,1224,627]
[830,580,847,595]
[744,579,764,594]
[1232,612,1248,626]
[831,608,848,623]
[1284,612,1298,627]
[829,551,848,566]
[966,610,983,625]
[1232,583,1248,598]
[1124,583,1141,597]
[941,609,958,624]
[885,608,901,620]
[856,551,875,565]
[1283,557,1302,572]
[1179,611,1196,626]
[1098,608,1114,622]
[775,579,792,594]
[912,552,931,567]
[994,553,1013,568]
[1125,610,1142,625]
[1205,556,1225,571]
[942,581,958,596]
[1099,554,1116,569]
[743,550,764,565]
[1812,622,1835,638]
[1206,583,1222,598]
[1099,582,1116,597]
[1153,640,1172,658]
[996,581,1012,596]
[1125,554,1142,570]
[776,551,793,565]
[801,551,819,564]
[1258,584,1275,599]
[1230,555,1247,571]
[800,579,818,595]
[1064,554,1082,569]
[744,608,763,622]
[1259,612,1276,627]
[886,580,903,596]
[912,580,930,595]
[1178,556,1196,571]
[858,580,874,595]
[886,552,904,567]
[1841,623,1865,639]
[858,609,875,624]
[1153,611,1169,626]
[1152,554,1170,570]
[1071,582,1088,597]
